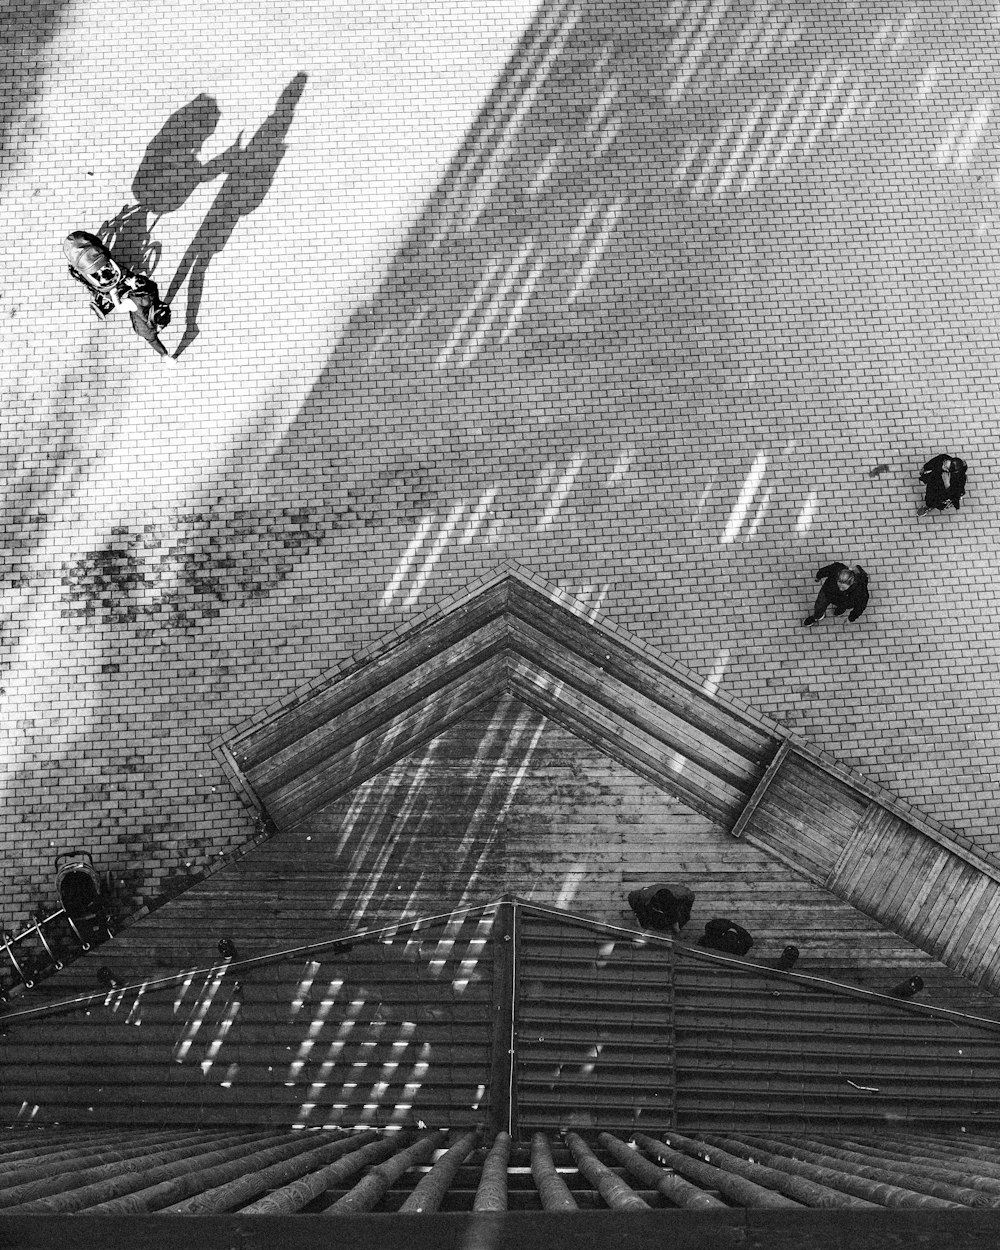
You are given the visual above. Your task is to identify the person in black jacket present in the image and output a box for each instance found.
[627,884,694,934]
[803,562,869,627]
[697,918,754,956]
[918,454,967,515]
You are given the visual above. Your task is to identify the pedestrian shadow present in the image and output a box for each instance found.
[165,72,308,358]
[98,94,237,276]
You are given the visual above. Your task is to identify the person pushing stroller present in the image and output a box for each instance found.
[64,231,172,357]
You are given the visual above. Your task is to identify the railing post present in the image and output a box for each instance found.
[486,895,518,1140]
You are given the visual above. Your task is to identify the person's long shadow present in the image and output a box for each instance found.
[99,94,237,275]
[166,72,308,358]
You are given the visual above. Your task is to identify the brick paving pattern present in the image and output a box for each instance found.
[1,0,998,933]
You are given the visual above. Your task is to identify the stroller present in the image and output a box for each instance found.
[55,850,115,948]
[63,230,172,357]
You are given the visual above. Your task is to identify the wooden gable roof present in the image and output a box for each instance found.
[213,566,1000,996]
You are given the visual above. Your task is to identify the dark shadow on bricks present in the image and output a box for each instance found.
[23,0,722,921]
[165,72,308,357]
[207,0,750,536]
[98,94,239,276]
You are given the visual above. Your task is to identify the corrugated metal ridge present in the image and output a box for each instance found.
[509,899,1000,1034]
[0,902,503,1027]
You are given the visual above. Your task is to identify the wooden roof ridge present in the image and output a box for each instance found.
[14,569,993,1006]
[207,568,1000,998]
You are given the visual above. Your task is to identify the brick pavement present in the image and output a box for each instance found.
[1,0,999,934]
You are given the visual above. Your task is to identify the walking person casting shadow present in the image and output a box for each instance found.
[166,72,308,358]
[99,93,239,277]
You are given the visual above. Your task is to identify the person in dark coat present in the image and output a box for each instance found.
[918,454,967,515]
[697,918,754,956]
[627,884,694,934]
[803,562,869,627]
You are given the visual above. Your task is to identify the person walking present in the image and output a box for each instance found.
[917,454,967,515]
[627,884,695,934]
[803,562,869,627]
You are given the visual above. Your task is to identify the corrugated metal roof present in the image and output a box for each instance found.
[2,900,997,1135]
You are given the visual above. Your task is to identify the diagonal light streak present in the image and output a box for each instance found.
[429,0,578,246]
[537,453,585,528]
[570,199,602,252]
[594,115,621,159]
[528,143,563,195]
[665,0,711,67]
[739,75,802,192]
[832,82,864,136]
[954,99,993,167]
[747,11,788,68]
[459,238,537,365]
[801,65,849,153]
[721,452,767,544]
[464,4,581,228]
[669,0,730,101]
[723,2,770,77]
[382,516,436,605]
[501,257,546,340]
[568,199,622,302]
[436,260,503,367]
[767,62,830,174]
[714,100,768,196]
[674,136,703,188]
[693,117,738,195]
[402,503,469,606]
[889,11,917,56]
[584,76,619,139]
[461,488,499,542]
[745,488,771,539]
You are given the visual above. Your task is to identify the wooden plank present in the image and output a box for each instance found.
[790,748,1000,887]
[974,937,1000,996]
[233,580,510,769]
[936,874,993,961]
[895,848,954,937]
[742,828,846,891]
[745,800,844,882]
[919,861,981,963]
[729,740,792,839]
[768,755,868,841]
[507,656,743,826]
[750,833,829,884]
[829,810,905,899]
[245,618,508,794]
[746,761,869,871]
[265,659,507,826]
[871,831,943,929]
[510,619,761,790]
[508,580,778,764]
[840,823,908,907]
[954,892,1000,978]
